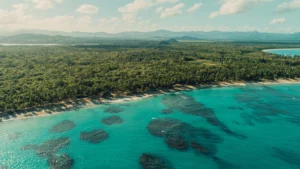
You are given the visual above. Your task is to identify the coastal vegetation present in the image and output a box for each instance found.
[0,41,300,113]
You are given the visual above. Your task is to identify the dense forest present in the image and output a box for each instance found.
[1,41,300,113]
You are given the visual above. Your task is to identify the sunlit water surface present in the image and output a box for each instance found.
[264,48,300,57]
[1,84,300,169]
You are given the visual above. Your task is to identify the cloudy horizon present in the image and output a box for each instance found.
[0,0,300,33]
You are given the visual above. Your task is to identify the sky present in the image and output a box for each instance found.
[0,0,300,33]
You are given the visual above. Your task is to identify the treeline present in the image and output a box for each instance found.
[0,42,300,112]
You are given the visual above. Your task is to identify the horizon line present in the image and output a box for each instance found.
[0,29,299,35]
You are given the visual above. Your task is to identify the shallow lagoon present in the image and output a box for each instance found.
[264,48,300,57]
[1,84,300,169]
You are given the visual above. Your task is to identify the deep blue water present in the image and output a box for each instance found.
[1,84,300,169]
[264,48,300,57]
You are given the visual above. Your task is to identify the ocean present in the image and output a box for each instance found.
[264,48,300,57]
[1,84,300,169]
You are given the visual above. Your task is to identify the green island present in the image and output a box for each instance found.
[1,40,300,118]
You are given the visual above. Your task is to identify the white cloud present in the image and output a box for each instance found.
[44,15,74,25]
[77,16,92,25]
[122,13,136,23]
[0,14,96,32]
[160,3,185,18]
[118,0,178,14]
[210,0,273,18]
[1,0,299,34]
[270,17,286,24]
[0,4,30,24]
[118,0,154,23]
[98,17,157,33]
[118,0,153,13]
[76,4,99,14]
[156,0,179,3]
[12,4,29,11]
[276,0,300,12]
[32,0,53,9]
[100,17,120,23]
[0,4,96,32]
[26,0,64,9]
[187,3,202,13]
[156,7,164,13]
[118,0,181,21]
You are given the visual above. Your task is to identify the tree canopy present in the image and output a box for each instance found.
[0,41,300,112]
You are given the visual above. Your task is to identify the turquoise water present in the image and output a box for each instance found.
[1,84,300,169]
[264,48,300,57]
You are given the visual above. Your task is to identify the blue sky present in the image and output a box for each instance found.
[0,0,300,33]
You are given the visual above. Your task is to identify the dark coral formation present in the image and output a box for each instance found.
[147,118,222,155]
[22,138,72,168]
[49,120,76,133]
[164,132,188,150]
[228,106,244,111]
[47,153,74,169]
[146,118,238,169]
[21,144,37,150]
[35,137,70,157]
[286,115,300,127]
[80,129,109,143]
[191,142,208,154]
[104,106,124,113]
[240,112,272,126]
[235,86,299,126]
[213,157,241,169]
[273,148,300,166]
[161,109,173,114]
[101,116,124,125]
[161,94,245,139]
[147,118,184,137]
[232,121,240,125]
[140,153,171,169]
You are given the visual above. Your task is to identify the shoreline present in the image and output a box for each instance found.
[1,78,300,123]
[262,48,300,51]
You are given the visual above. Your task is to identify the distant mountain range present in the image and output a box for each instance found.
[0,29,300,44]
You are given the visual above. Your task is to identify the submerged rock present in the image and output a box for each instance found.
[101,116,124,125]
[228,106,244,111]
[140,153,171,169]
[273,148,300,166]
[147,118,223,155]
[164,133,188,150]
[213,157,240,169]
[80,129,109,143]
[21,144,37,150]
[240,112,272,126]
[147,118,185,137]
[161,94,246,139]
[161,109,173,114]
[35,137,70,157]
[47,153,74,169]
[49,120,76,133]
[232,121,240,125]
[191,142,208,154]
[285,115,300,127]
[191,140,219,157]
[161,94,213,117]
[104,106,124,114]
[235,87,295,126]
